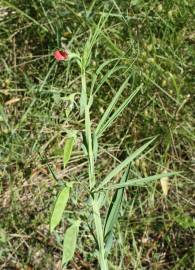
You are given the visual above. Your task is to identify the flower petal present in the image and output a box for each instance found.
[54,50,68,61]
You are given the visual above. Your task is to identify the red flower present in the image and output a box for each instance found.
[54,50,69,61]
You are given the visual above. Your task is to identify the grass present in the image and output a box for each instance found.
[0,0,195,269]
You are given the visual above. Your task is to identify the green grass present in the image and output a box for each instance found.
[0,0,195,269]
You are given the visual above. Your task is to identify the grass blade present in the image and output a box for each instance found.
[82,13,109,68]
[98,84,142,137]
[95,137,156,191]
[95,76,130,136]
[107,172,178,189]
[2,0,48,32]
[50,186,70,233]
[104,166,130,241]
[93,65,126,96]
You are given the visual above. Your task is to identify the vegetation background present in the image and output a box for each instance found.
[0,0,194,269]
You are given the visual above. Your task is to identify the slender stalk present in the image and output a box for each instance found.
[85,105,95,189]
[81,65,108,269]
[85,106,108,269]
[92,197,109,270]
[80,68,87,116]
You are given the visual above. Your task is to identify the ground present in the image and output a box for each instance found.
[0,0,195,269]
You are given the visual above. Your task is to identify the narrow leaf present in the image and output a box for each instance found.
[95,76,130,136]
[90,58,118,95]
[91,199,105,253]
[82,14,109,68]
[62,220,80,265]
[98,84,142,136]
[63,137,75,168]
[2,0,48,32]
[96,58,118,75]
[50,186,70,233]
[93,65,125,96]
[96,137,156,191]
[107,172,178,190]
[104,167,130,240]
[85,105,95,188]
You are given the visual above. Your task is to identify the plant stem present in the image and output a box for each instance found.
[85,105,95,189]
[92,197,109,270]
[81,65,108,269]
[80,68,87,116]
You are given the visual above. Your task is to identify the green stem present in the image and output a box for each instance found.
[92,197,109,270]
[85,105,95,189]
[80,68,87,116]
[82,67,108,269]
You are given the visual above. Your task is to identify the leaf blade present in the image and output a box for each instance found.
[98,84,142,136]
[63,137,75,168]
[95,76,130,136]
[107,172,178,189]
[96,137,156,191]
[50,186,70,233]
[104,167,130,240]
[62,220,80,265]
